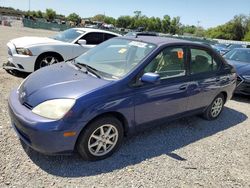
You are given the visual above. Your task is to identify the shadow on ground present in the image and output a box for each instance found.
[232,94,250,104]
[21,106,247,177]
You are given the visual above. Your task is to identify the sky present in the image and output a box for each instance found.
[0,0,250,28]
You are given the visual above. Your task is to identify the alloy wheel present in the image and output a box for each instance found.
[40,56,59,68]
[87,124,119,157]
[210,97,223,118]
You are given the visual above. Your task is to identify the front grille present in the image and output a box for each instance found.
[236,75,244,87]
[8,47,12,56]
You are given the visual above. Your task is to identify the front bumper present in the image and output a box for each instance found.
[8,89,85,154]
[235,76,250,95]
[5,42,37,73]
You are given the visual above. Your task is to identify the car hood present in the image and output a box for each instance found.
[10,36,65,48]
[19,62,111,107]
[226,60,250,75]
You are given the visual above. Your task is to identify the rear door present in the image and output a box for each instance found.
[133,46,190,126]
[186,46,222,111]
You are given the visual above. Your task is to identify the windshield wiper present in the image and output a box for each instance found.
[73,60,102,79]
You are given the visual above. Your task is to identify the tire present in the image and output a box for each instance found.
[77,116,124,161]
[202,93,225,120]
[35,53,62,71]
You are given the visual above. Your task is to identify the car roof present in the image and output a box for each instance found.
[72,27,121,36]
[121,36,210,48]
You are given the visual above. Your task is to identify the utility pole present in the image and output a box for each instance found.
[29,0,31,11]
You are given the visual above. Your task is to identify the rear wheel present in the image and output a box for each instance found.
[77,116,124,161]
[203,93,225,120]
[35,53,63,70]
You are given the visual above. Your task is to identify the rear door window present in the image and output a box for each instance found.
[190,48,219,74]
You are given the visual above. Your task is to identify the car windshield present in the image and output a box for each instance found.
[228,44,244,50]
[75,38,156,79]
[223,49,250,63]
[51,29,84,43]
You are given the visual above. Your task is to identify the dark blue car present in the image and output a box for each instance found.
[8,36,236,160]
[223,48,250,95]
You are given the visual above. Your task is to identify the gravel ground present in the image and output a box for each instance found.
[0,26,250,188]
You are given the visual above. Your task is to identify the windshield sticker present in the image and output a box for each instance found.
[129,41,147,48]
[118,48,127,54]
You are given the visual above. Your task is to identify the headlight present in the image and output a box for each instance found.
[32,99,76,120]
[16,48,33,56]
[242,75,250,80]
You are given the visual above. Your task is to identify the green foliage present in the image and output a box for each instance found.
[45,8,56,21]
[206,15,249,41]
[67,13,81,23]
[243,31,250,41]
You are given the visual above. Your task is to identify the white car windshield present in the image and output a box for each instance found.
[51,29,85,43]
[75,38,156,79]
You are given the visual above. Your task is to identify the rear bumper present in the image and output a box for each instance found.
[8,89,85,154]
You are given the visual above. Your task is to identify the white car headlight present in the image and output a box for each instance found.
[32,99,76,120]
[16,48,33,56]
[242,75,250,80]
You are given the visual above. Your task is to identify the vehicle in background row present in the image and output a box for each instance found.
[125,31,159,37]
[223,48,250,95]
[212,43,229,55]
[213,43,250,55]
[8,36,236,161]
[3,28,121,73]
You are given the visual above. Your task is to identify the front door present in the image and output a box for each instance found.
[133,46,190,126]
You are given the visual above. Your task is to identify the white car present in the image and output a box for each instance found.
[3,28,121,72]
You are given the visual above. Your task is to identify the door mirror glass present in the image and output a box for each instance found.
[141,72,160,84]
[78,39,87,45]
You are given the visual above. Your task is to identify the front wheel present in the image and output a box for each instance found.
[35,53,62,70]
[77,116,124,161]
[203,93,225,120]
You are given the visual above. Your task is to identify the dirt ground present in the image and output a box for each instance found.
[0,26,249,187]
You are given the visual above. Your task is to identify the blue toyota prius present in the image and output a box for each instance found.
[8,36,236,160]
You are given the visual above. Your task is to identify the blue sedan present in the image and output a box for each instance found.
[223,48,250,95]
[8,36,236,160]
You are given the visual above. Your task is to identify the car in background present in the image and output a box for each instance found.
[8,36,236,160]
[3,28,121,73]
[212,43,229,55]
[125,31,159,37]
[223,48,250,95]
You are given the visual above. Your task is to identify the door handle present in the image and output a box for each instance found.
[179,84,188,90]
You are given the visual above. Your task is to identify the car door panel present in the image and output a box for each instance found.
[134,78,190,126]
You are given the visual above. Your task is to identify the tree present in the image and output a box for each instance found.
[162,15,171,33]
[45,8,56,21]
[116,16,132,28]
[92,14,105,22]
[170,16,181,34]
[37,10,43,18]
[243,31,250,41]
[67,13,81,23]
[182,25,197,34]
[133,11,142,19]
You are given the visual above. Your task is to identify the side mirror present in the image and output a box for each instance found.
[141,72,160,84]
[78,39,87,45]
